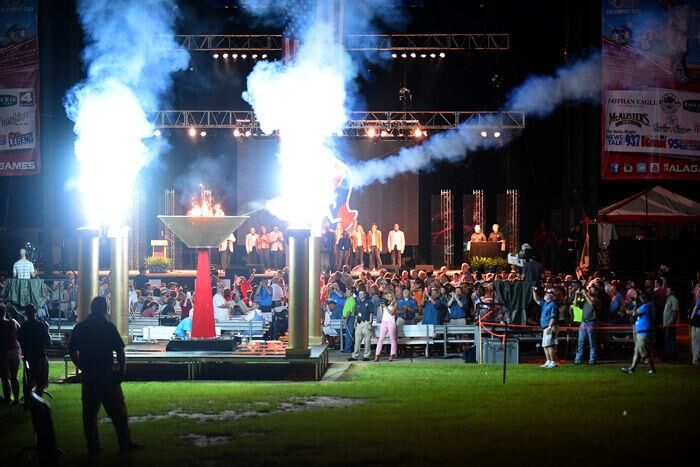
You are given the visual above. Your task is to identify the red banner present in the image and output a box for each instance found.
[0,1,39,176]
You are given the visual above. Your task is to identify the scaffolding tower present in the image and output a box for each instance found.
[440,189,454,268]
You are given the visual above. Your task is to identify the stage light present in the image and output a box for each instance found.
[336,130,343,137]
[401,53,407,58]
[261,54,267,59]
[200,130,207,137]
[430,53,436,58]
[391,53,397,58]
[410,52,416,58]
[244,130,251,137]
[420,53,427,58]
[367,127,377,138]
[423,130,428,137]
[188,128,197,137]
[232,53,238,59]
[414,128,423,138]
[212,53,219,59]
[480,131,488,138]
[222,53,229,59]
[493,131,501,138]
[233,128,241,137]
[153,129,161,137]
[380,130,389,137]
[252,54,258,59]
[439,52,446,58]
[241,54,247,59]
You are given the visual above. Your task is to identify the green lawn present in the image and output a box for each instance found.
[1,361,698,466]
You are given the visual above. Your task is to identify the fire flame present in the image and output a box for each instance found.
[188,199,225,217]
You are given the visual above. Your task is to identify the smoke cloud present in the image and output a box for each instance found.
[350,52,602,187]
[240,0,403,230]
[64,0,189,228]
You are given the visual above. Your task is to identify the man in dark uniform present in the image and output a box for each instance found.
[17,304,50,397]
[69,297,142,455]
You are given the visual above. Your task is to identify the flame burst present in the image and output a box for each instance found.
[188,197,225,217]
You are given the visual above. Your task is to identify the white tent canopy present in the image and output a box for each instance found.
[598,185,700,223]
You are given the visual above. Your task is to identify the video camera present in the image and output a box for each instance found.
[507,243,534,268]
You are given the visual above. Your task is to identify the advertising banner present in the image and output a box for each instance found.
[0,0,39,176]
[601,0,700,180]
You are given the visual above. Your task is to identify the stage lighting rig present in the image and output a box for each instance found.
[189,127,197,137]
[233,128,241,137]
[153,129,161,137]
[480,130,488,138]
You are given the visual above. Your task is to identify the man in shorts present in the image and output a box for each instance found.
[622,295,656,375]
[533,286,559,368]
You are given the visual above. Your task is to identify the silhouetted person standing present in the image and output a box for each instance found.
[69,297,143,455]
[17,304,50,396]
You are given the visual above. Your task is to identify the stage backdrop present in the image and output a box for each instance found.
[601,0,700,180]
[0,0,39,176]
[237,140,419,244]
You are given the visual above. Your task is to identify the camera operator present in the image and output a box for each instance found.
[574,283,599,365]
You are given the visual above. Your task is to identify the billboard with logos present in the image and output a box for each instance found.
[0,0,39,176]
[601,0,700,180]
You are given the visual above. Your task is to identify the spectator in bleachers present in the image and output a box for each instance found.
[421,289,441,325]
[341,289,356,353]
[213,287,229,322]
[173,310,193,340]
[141,302,158,318]
[447,287,468,325]
[396,288,417,325]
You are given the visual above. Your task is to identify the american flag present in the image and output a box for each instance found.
[282,0,345,63]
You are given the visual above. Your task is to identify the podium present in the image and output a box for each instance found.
[467,242,502,258]
[151,239,168,259]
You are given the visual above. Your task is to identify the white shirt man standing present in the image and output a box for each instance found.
[218,233,236,270]
[245,228,258,266]
[387,224,406,270]
[268,226,285,270]
[13,249,36,279]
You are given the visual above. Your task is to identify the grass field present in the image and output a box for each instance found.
[1,360,699,466]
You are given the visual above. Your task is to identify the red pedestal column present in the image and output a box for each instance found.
[192,248,216,338]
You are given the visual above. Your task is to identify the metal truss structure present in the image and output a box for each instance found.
[174,33,509,52]
[148,110,525,135]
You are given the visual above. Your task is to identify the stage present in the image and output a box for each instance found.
[123,342,330,382]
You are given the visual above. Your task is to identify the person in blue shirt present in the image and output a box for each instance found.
[533,286,560,368]
[622,296,657,374]
[396,288,418,325]
[421,289,441,325]
[173,310,193,339]
[447,287,469,325]
[330,283,346,313]
[255,281,273,313]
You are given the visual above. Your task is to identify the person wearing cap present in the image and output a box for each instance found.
[533,286,559,368]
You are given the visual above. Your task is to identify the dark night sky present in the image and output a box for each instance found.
[0,0,697,269]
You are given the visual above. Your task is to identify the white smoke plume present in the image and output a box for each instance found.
[351,52,602,187]
[63,0,189,228]
[240,0,403,230]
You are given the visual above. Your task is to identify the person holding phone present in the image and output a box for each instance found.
[375,292,398,362]
[533,286,559,368]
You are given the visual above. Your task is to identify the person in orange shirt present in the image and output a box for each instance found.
[351,220,366,269]
[257,226,271,271]
[366,223,382,271]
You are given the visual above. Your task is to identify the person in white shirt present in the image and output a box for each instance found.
[212,287,230,322]
[268,225,285,270]
[387,224,406,270]
[13,249,36,279]
[218,233,236,270]
[245,228,258,266]
[270,278,284,306]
